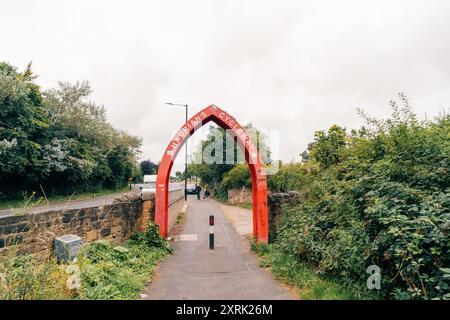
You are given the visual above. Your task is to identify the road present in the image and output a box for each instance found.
[0,183,182,218]
[143,197,293,300]
[0,190,137,218]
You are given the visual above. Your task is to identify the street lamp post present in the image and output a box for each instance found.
[165,102,189,201]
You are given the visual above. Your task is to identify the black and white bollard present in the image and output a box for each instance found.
[209,215,214,250]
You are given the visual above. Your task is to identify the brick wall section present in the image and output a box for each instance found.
[268,191,300,242]
[0,193,155,259]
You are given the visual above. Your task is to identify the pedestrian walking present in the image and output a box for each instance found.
[204,184,209,199]
[195,184,202,200]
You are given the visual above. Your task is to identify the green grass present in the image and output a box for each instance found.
[0,186,130,210]
[0,248,71,300]
[213,196,253,210]
[175,210,186,226]
[0,224,171,300]
[251,242,374,300]
[232,202,253,210]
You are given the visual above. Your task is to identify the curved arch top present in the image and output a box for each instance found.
[155,105,268,243]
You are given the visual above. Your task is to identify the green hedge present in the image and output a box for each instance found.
[271,99,450,299]
[0,61,141,199]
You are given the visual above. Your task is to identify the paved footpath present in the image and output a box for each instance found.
[143,197,292,300]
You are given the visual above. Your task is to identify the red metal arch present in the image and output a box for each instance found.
[155,104,269,243]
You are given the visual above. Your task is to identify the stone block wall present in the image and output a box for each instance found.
[0,193,153,259]
[0,187,187,259]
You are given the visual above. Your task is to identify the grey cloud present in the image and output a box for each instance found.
[1,0,449,171]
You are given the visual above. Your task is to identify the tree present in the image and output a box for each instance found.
[0,61,50,196]
[188,123,271,189]
[220,164,251,190]
[42,81,141,193]
[187,123,271,201]
[308,125,347,168]
[140,160,158,175]
[0,61,142,198]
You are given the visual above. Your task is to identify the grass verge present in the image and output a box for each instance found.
[232,202,253,210]
[0,224,171,300]
[213,196,253,210]
[251,242,375,300]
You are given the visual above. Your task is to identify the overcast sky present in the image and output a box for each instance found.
[2,0,450,172]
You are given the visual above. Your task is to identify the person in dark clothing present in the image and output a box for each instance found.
[203,184,210,199]
[195,184,202,200]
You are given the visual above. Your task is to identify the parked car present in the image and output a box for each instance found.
[185,184,197,195]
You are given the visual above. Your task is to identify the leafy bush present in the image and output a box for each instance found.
[272,97,450,299]
[188,124,271,195]
[268,162,314,193]
[212,164,252,201]
[0,250,70,299]
[74,224,170,299]
[129,223,173,254]
[0,61,141,200]
[76,238,168,299]
[220,164,251,190]
[251,242,372,300]
[0,224,171,300]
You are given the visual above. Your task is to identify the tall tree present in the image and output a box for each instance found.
[0,61,142,198]
[188,123,271,190]
[0,62,50,196]
[140,160,159,175]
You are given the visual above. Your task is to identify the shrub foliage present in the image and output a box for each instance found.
[0,224,170,300]
[270,96,450,299]
[0,61,142,199]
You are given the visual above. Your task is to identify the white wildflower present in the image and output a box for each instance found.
[0,138,18,155]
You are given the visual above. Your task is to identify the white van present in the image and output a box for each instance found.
[141,175,157,198]
[143,174,157,186]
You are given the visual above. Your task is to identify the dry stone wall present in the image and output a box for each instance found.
[0,193,153,259]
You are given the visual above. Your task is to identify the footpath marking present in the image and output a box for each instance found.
[178,234,198,241]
